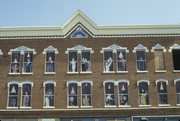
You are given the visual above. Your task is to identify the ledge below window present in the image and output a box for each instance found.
[173,70,180,72]
[139,105,152,107]
[103,71,115,74]
[19,106,32,109]
[158,104,170,107]
[44,72,56,75]
[80,71,92,74]
[66,106,79,108]
[43,106,55,109]
[8,73,21,75]
[155,70,167,73]
[176,104,180,106]
[118,105,130,108]
[117,71,128,73]
[80,106,93,108]
[6,107,18,109]
[22,72,33,75]
[104,105,117,108]
[137,71,148,73]
[67,72,79,74]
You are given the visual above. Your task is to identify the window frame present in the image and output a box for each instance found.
[80,51,92,73]
[116,49,128,73]
[156,79,170,106]
[151,44,167,72]
[117,80,130,107]
[43,80,56,108]
[22,51,33,74]
[7,81,20,109]
[42,45,59,74]
[9,51,21,75]
[20,81,33,108]
[133,44,149,73]
[80,80,93,108]
[103,80,116,107]
[103,50,114,73]
[137,80,151,107]
[174,79,180,106]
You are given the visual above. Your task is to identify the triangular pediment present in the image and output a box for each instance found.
[71,27,88,38]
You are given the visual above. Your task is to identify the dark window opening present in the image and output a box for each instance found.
[172,50,180,70]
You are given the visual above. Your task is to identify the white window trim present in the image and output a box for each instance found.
[20,81,33,108]
[155,79,168,85]
[8,46,36,75]
[80,81,93,108]
[65,45,94,54]
[174,78,180,85]
[116,49,128,72]
[22,52,34,74]
[103,80,116,107]
[67,51,78,74]
[168,44,180,52]
[137,79,150,86]
[117,81,130,107]
[42,45,59,74]
[102,50,114,73]
[9,52,21,75]
[0,49,3,55]
[66,81,79,108]
[158,104,170,107]
[139,104,152,107]
[80,51,92,73]
[43,80,56,108]
[7,81,20,108]
[151,44,167,52]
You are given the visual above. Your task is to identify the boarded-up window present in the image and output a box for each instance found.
[154,50,165,70]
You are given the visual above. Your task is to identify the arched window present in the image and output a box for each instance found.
[117,80,129,107]
[81,81,92,107]
[104,81,116,107]
[42,45,59,74]
[156,79,169,106]
[137,80,150,106]
[7,81,19,108]
[43,80,56,108]
[133,44,149,72]
[21,82,33,108]
[174,79,180,105]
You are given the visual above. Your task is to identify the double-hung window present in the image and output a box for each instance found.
[174,79,180,105]
[104,81,115,107]
[118,80,129,107]
[43,45,59,74]
[66,45,93,74]
[133,44,149,72]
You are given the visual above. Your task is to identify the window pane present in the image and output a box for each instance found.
[136,50,147,71]
[104,51,113,72]
[9,84,18,107]
[11,52,20,73]
[81,52,91,72]
[22,84,31,107]
[69,52,77,72]
[139,83,149,105]
[176,82,180,104]
[117,50,127,71]
[105,82,115,106]
[44,84,54,107]
[154,50,165,70]
[23,52,33,73]
[157,82,168,104]
[46,52,55,72]
[119,83,129,105]
[172,50,180,70]
[68,83,78,106]
[82,83,91,106]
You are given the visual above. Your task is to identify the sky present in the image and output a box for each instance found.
[0,0,180,27]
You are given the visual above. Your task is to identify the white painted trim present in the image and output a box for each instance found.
[66,80,80,87]
[42,45,59,54]
[44,72,56,75]
[173,70,180,72]
[0,49,3,55]
[155,70,167,73]
[169,44,180,52]
[137,71,148,73]
[8,46,36,55]
[174,78,180,85]
[133,44,149,53]
[80,71,92,74]
[104,105,117,108]
[19,107,32,109]
[67,72,79,74]
[80,106,93,108]
[7,81,20,87]
[6,107,19,109]
[8,73,21,75]
[155,79,168,85]
[103,71,115,73]
[137,79,150,86]
[43,106,55,109]
[118,105,131,108]
[139,105,152,107]
[103,80,116,86]
[20,81,34,87]
[80,51,92,73]
[101,44,129,53]
[43,80,56,87]
[66,45,94,54]
[116,71,128,73]
[116,79,129,86]
[158,104,170,107]
[80,80,93,86]
[66,106,79,109]
[67,51,78,73]
[151,44,167,52]
[44,51,56,74]
[22,72,34,75]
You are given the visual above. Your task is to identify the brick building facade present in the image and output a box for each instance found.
[0,10,180,121]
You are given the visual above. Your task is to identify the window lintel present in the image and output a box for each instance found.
[155,79,168,85]
[43,80,56,87]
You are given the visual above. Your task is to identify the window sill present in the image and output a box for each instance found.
[43,106,55,109]
[103,71,115,74]
[8,73,20,75]
[19,106,32,109]
[137,71,148,73]
[6,107,19,109]
[104,105,117,108]
[155,70,167,73]
[118,105,130,108]
[139,105,152,107]
[158,104,170,107]
[44,72,56,75]
[80,71,92,74]
[117,71,128,73]
[22,72,33,75]
[66,106,79,108]
[176,104,180,106]
[173,70,180,72]
[67,72,79,74]
[80,106,93,108]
